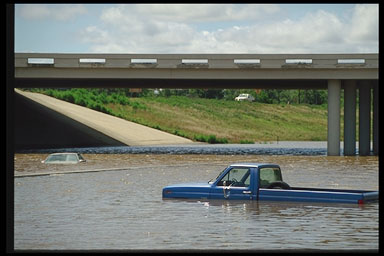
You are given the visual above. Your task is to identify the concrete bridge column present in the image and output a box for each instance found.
[343,80,357,156]
[372,82,379,155]
[328,79,341,156]
[358,81,371,156]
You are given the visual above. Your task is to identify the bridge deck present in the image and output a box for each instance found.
[15,53,378,88]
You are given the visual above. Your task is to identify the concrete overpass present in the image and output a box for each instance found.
[14,88,193,149]
[14,53,379,155]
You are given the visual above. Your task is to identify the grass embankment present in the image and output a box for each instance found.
[30,89,332,143]
[112,96,329,143]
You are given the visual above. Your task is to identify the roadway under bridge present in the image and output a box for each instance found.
[14,53,379,155]
[14,88,193,150]
[14,90,124,150]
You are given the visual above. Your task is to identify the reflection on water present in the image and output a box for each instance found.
[14,153,378,250]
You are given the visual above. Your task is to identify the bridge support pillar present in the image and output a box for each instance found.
[343,80,357,156]
[358,81,371,156]
[327,79,341,156]
[373,82,379,155]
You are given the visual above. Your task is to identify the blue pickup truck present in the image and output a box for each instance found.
[162,163,378,204]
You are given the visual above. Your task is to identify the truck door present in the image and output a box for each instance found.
[209,167,253,200]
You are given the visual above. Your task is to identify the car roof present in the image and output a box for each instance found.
[229,163,280,168]
[47,153,81,158]
[49,152,79,155]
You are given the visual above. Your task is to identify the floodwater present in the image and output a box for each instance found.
[17,142,329,155]
[14,149,379,251]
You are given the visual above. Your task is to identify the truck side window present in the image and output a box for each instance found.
[217,168,250,187]
[259,168,282,188]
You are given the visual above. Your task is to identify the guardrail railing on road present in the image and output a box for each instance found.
[15,53,378,69]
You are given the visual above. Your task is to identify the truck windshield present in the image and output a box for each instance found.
[259,167,282,188]
[208,167,227,184]
[217,168,251,187]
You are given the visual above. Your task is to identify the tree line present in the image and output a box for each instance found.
[149,88,328,105]
[26,88,329,106]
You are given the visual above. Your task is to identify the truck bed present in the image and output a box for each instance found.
[258,187,378,204]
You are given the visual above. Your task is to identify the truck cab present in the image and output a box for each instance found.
[163,163,289,200]
[208,163,290,200]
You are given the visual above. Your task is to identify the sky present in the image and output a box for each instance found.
[14,3,379,54]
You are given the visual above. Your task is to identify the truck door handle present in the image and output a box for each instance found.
[243,191,251,194]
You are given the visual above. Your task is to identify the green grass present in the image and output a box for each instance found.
[27,89,335,143]
[107,96,331,143]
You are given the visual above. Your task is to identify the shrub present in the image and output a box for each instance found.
[63,93,75,103]
[173,129,187,138]
[74,97,87,107]
[194,134,228,144]
[207,135,218,144]
[240,140,254,144]
[194,134,207,142]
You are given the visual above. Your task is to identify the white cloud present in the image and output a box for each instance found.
[246,10,347,53]
[54,5,88,21]
[80,4,378,53]
[18,4,51,20]
[348,4,378,42]
[18,4,87,21]
[81,26,110,44]
[132,4,280,23]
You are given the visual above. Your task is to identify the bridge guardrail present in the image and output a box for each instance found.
[15,53,378,69]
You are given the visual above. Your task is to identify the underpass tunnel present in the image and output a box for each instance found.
[14,92,125,150]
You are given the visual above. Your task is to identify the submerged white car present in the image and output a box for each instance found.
[235,94,255,102]
[42,153,86,164]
